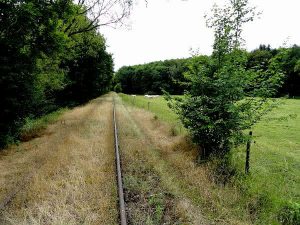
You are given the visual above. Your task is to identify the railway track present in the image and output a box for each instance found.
[113,98,127,225]
[0,96,127,225]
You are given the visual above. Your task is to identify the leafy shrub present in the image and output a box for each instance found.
[167,0,283,159]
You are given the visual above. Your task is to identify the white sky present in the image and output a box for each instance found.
[100,0,300,70]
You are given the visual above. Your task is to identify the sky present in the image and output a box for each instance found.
[100,0,300,70]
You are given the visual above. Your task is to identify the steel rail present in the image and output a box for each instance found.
[113,98,127,225]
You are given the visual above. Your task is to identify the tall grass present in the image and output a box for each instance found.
[1,95,118,224]
[231,99,300,223]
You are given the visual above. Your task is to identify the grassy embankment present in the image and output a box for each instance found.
[119,93,300,224]
[0,95,118,224]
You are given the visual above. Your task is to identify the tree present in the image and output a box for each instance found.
[0,0,71,146]
[60,30,113,104]
[167,0,283,159]
[276,45,300,97]
[114,59,189,94]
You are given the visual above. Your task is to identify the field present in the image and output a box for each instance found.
[119,93,300,224]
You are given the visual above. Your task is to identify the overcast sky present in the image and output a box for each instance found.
[100,0,300,70]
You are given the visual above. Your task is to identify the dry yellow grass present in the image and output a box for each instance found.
[117,96,252,225]
[0,94,118,225]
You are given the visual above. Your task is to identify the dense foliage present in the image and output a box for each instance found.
[0,0,114,147]
[247,44,300,97]
[114,58,190,94]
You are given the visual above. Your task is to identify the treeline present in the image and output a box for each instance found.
[114,58,190,94]
[0,1,113,147]
[114,44,300,96]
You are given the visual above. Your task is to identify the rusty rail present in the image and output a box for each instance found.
[113,98,127,225]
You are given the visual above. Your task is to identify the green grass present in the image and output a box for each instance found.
[120,93,300,224]
[232,99,300,223]
[119,94,184,133]
[20,108,67,141]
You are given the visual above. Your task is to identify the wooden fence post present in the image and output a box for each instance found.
[245,131,252,174]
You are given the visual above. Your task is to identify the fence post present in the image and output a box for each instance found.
[245,131,252,174]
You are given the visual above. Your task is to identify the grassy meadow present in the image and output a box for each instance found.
[119,93,300,224]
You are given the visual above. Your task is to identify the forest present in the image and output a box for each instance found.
[114,44,300,97]
[0,0,114,147]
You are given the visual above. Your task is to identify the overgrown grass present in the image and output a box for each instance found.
[1,95,118,224]
[20,108,67,141]
[119,93,300,224]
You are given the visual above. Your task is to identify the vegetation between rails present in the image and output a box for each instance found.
[120,93,300,224]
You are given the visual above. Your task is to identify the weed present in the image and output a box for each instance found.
[148,193,165,223]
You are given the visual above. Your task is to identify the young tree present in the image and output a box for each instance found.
[167,0,284,159]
